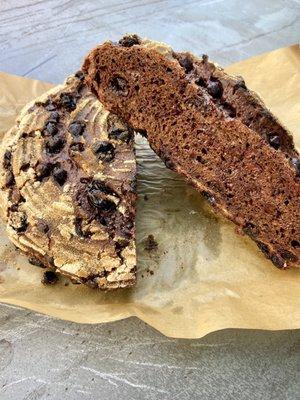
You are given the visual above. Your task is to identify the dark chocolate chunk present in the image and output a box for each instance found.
[46,137,65,154]
[290,158,300,177]
[233,78,247,93]
[20,162,30,172]
[70,142,85,152]
[5,170,15,187]
[87,180,117,211]
[108,127,132,143]
[74,217,84,237]
[271,254,285,269]
[268,134,281,150]
[243,222,259,239]
[110,76,128,95]
[36,219,49,234]
[29,257,46,268]
[94,71,101,85]
[178,56,193,73]
[220,102,236,118]
[92,141,115,162]
[195,77,206,87]
[89,196,116,212]
[36,162,54,180]
[69,121,85,137]
[44,100,57,111]
[75,70,85,80]
[42,270,58,285]
[291,240,300,248]
[165,159,174,170]
[119,34,141,47]
[202,191,216,205]
[44,122,58,136]
[48,111,60,122]
[3,150,12,169]
[280,250,297,262]
[52,167,67,186]
[257,241,270,258]
[207,79,223,99]
[60,94,77,110]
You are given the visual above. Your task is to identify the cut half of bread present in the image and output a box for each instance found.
[83,35,300,269]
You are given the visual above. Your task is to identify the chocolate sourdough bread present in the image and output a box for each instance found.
[0,72,137,289]
[83,35,300,269]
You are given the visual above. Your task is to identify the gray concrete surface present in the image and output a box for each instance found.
[0,0,299,399]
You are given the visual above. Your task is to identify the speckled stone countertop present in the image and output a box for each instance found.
[0,1,299,399]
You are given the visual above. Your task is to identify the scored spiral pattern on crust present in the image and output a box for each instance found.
[0,73,136,289]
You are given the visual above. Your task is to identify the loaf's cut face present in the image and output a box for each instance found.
[83,35,300,269]
[0,73,137,289]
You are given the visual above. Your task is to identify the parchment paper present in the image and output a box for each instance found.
[0,45,299,339]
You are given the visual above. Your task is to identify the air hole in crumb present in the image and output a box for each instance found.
[291,240,299,248]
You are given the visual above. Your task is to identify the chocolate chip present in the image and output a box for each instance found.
[29,257,46,268]
[44,122,58,136]
[257,241,270,258]
[69,121,85,137]
[48,111,60,122]
[5,170,15,187]
[36,162,54,180]
[52,167,67,186]
[178,56,193,73]
[44,100,57,111]
[70,142,85,152]
[94,71,101,85]
[280,250,297,262]
[74,217,84,237]
[36,219,49,234]
[20,162,30,172]
[195,77,206,87]
[202,191,216,205]
[291,158,300,177]
[75,70,85,80]
[89,180,115,195]
[207,79,223,98]
[3,150,12,169]
[119,34,141,47]
[243,222,259,239]
[220,102,236,118]
[87,180,117,211]
[42,270,58,285]
[108,128,132,143]
[89,196,116,212]
[268,134,281,150]
[60,94,77,110]
[10,211,28,233]
[165,159,174,170]
[46,137,65,154]
[233,78,247,93]
[92,141,115,162]
[110,76,128,95]
[271,254,285,269]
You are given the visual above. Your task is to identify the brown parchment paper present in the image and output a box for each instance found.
[0,46,299,339]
